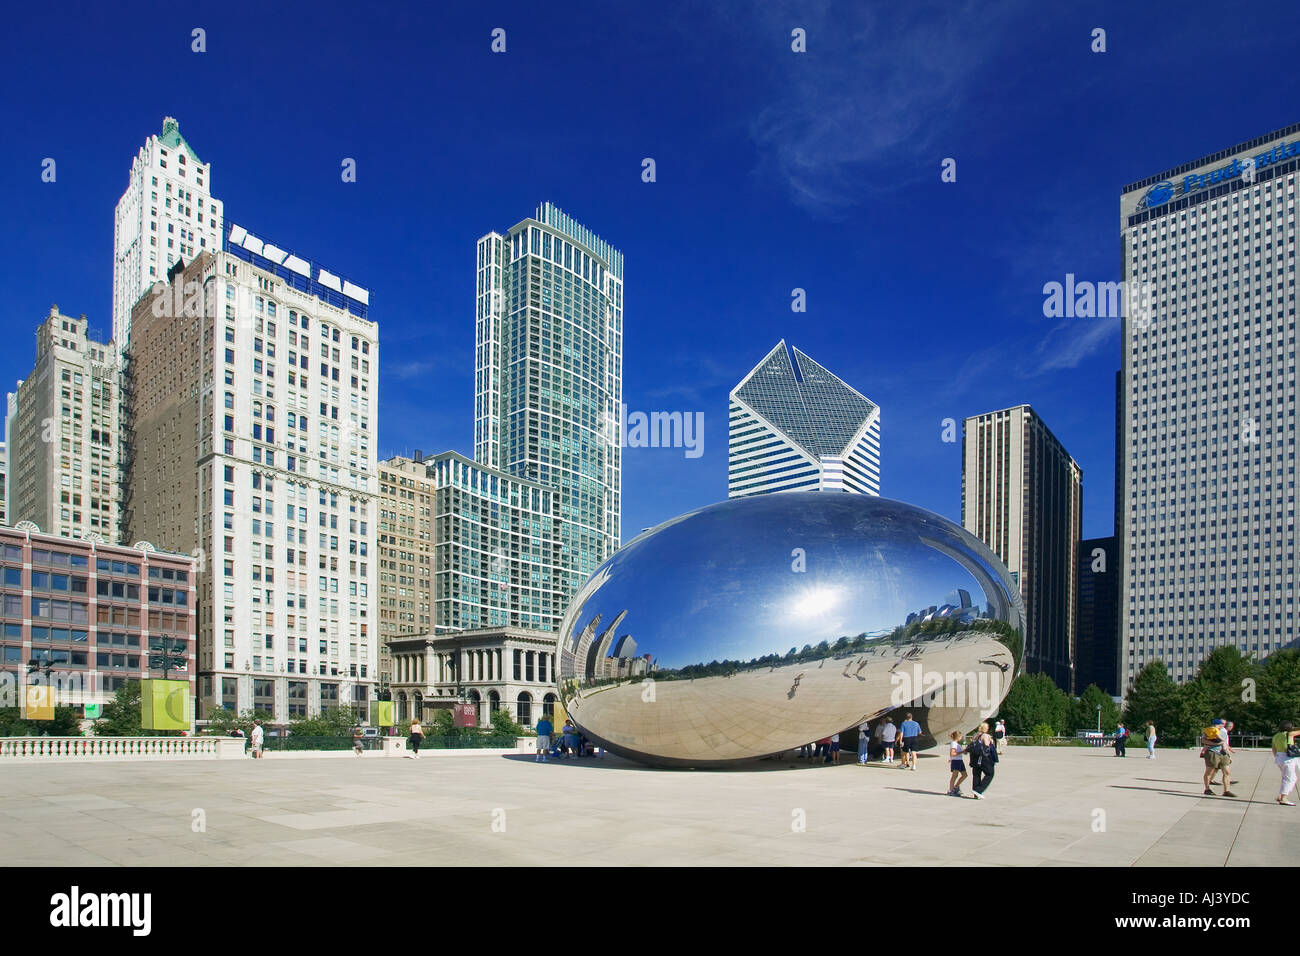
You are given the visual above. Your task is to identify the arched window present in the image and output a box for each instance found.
[542,693,557,720]
[516,692,532,727]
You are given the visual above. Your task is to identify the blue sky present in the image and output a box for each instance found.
[2,0,1297,540]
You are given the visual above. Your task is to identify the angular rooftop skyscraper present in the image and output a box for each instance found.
[728,341,880,498]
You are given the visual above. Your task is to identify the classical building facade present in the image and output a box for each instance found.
[388,628,560,728]
[5,308,123,543]
[729,340,881,498]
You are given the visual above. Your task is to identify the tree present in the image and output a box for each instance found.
[998,672,1068,735]
[490,706,526,739]
[1185,646,1256,730]
[94,681,142,736]
[1067,684,1120,735]
[0,705,83,736]
[1123,660,1190,746]
[289,706,360,738]
[202,707,271,736]
[1257,649,1300,731]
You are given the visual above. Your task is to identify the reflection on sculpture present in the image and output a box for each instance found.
[557,493,1024,767]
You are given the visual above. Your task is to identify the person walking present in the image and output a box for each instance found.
[1113,723,1128,757]
[829,732,841,765]
[881,718,898,764]
[946,731,968,797]
[857,720,871,765]
[969,722,999,798]
[407,717,423,758]
[1200,719,1235,797]
[250,720,264,759]
[535,714,554,762]
[1271,721,1300,806]
[994,719,1007,755]
[1207,721,1236,788]
[899,712,922,770]
[871,720,885,762]
[1143,720,1157,759]
[352,725,365,756]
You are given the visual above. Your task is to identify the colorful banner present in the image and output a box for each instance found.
[24,685,55,720]
[141,679,190,731]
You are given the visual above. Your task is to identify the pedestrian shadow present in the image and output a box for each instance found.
[884,787,968,798]
[1108,784,1236,800]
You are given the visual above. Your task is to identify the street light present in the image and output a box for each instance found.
[1096,703,1102,733]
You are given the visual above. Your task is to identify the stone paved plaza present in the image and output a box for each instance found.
[0,746,1293,866]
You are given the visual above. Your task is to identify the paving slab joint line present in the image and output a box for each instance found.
[1224,759,1269,866]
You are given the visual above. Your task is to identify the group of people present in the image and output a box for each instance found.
[791,714,1009,800]
[945,721,1001,798]
[1111,721,1158,758]
[533,717,597,761]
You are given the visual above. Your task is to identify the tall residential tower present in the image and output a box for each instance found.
[474,203,623,603]
[962,405,1082,691]
[5,308,123,542]
[124,221,378,721]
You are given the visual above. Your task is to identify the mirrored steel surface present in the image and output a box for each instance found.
[557,493,1024,767]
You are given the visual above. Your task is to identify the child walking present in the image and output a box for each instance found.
[947,731,968,796]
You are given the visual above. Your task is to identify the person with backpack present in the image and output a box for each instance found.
[1200,719,1235,797]
[1271,720,1300,806]
[968,722,999,799]
[1113,723,1128,757]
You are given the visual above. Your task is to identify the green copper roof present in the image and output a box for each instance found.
[158,117,202,165]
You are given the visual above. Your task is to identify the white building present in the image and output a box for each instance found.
[1119,123,1300,688]
[124,223,378,721]
[5,308,123,542]
[112,117,223,346]
[728,340,880,497]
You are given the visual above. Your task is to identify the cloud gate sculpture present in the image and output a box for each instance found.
[557,494,1024,767]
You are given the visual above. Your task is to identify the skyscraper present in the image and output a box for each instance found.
[427,451,561,633]
[112,117,223,345]
[1119,124,1300,689]
[728,340,880,497]
[1076,535,1119,696]
[474,203,623,602]
[124,220,378,721]
[6,308,123,542]
[376,453,434,686]
[962,405,1082,691]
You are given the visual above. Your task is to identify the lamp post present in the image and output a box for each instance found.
[1096,703,1102,732]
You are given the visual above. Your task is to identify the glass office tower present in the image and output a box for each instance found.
[475,203,623,602]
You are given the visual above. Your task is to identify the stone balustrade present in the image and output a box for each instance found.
[0,736,247,760]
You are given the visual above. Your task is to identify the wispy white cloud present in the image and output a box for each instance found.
[745,0,1026,216]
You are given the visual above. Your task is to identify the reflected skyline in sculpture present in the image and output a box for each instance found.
[557,494,1024,767]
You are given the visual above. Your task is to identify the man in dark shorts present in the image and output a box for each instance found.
[899,712,922,770]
